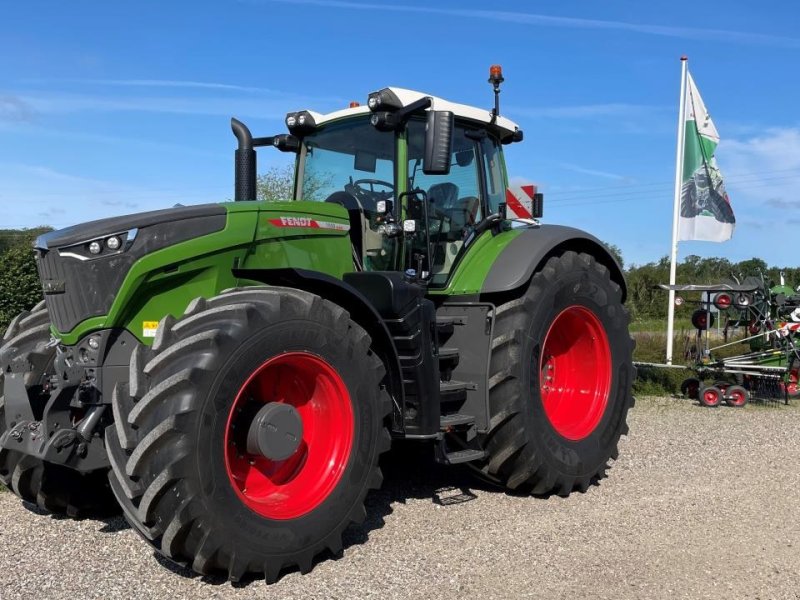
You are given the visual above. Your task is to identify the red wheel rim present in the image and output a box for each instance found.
[224,352,353,520]
[702,389,720,406]
[540,305,612,441]
[728,389,746,406]
[788,369,799,396]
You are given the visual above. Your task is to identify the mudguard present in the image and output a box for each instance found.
[481,225,627,301]
[232,267,405,427]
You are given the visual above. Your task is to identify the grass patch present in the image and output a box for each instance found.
[629,318,691,333]
[632,328,756,396]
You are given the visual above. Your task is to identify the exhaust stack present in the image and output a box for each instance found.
[231,117,256,201]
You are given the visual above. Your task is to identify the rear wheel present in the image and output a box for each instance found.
[479,251,635,496]
[105,287,391,582]
[0,302,116,517]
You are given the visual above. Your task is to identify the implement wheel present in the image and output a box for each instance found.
[0,302,116,517]
[105,287,391,582]
[680,377,701,400]
[725,385,748,407]
[479,251,635,496]
[699,385,722,407]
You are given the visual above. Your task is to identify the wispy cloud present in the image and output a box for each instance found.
[0,95,35,122]
[0,163,226,229]
[248,0,800,48]
[0,120,225,157]
[558,162,632,182]
[720,127,800,216]
[507,103,666,120]
[7,91,318,120]
[23,78,294,96]
[4,76,347,121]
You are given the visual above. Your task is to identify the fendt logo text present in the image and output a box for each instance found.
[267,217,350,232]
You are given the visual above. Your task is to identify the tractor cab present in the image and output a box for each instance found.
[232,69,531,287]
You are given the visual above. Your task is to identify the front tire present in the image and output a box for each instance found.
[479,251,635,496]
[105,287,391,582]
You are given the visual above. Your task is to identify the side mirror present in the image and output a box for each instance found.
[423,110,454,175]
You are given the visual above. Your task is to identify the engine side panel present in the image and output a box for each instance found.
[51,201,355,345]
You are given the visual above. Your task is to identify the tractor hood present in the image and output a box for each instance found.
[34,203,228,334]
[34,204,226,251]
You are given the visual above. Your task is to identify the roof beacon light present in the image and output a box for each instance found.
[349,101,360,108]
[488,64,504,123]
[488,64,504,85]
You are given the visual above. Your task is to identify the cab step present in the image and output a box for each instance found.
[439,413,475,429]
[439,379,473,395]
[436,315,465,337]
[438,347,459,362]
[435,447,486,465]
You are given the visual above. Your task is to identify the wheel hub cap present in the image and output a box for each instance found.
[246,402,304,461]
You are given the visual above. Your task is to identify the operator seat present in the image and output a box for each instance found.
[427,183,459,209]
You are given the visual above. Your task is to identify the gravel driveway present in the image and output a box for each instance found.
[1,396,798,600]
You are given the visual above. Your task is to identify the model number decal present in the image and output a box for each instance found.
[268,216,349,231]
[142,321,159,338]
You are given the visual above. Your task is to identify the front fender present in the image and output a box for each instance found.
[481,225,627,301]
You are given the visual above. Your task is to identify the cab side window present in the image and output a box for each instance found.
[407,120,483,284]
[481,135,506,213]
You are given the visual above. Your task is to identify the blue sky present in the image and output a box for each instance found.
[2,1,799,267]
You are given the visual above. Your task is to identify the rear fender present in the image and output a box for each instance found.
[481,225,627,301]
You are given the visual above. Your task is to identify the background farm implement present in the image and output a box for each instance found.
[659,275,800,406]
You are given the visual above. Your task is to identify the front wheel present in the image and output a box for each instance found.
[105,287,391,582]
[479,251,635,496]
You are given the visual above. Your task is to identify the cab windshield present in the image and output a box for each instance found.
[298,117,397,271]
[298,117,395,210]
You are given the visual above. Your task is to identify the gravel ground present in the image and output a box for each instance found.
[1,396,799,600]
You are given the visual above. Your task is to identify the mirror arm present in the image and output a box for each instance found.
[397,96,433,122]
[464,212,503,248]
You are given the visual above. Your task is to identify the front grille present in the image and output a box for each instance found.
[36,250,135,333]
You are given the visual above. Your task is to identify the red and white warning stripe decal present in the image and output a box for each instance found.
[505,184,537,220]
[268,216,350,231]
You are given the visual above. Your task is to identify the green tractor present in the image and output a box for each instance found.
[0,68,634,582]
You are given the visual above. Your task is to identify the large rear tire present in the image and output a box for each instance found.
[105,287,391,582]
[0,302,116,517]
[479,251,635,496]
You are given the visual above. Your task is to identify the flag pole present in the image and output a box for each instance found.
[666,56,689,365]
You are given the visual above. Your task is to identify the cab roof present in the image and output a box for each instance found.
[299,87,521,141]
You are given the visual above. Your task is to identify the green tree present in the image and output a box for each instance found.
[602,242,624,270]
[256,164,335,202]
[0,243,44,332]
[257,165,295,202]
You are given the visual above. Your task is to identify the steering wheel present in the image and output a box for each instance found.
[352,178,394,196]
[346,178,394,212]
